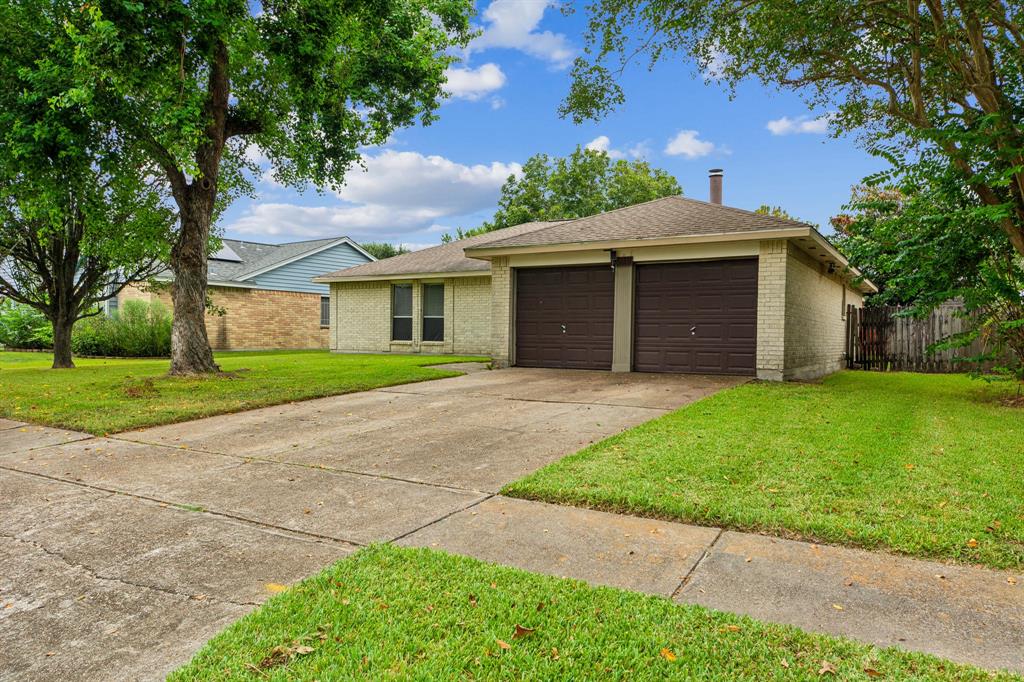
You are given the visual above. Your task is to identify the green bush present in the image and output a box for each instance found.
[0,301,52,349]
[72,300,172,357]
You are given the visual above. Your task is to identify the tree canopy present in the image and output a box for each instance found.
[445,146,681,241]
[361,242,412,261]
[0,1,172,368]
[562,0,1024,260]
[34,0,474,373]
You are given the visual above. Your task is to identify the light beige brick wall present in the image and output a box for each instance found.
[756,240,788,381]
[330,277,492,356]
[489,257,512,367]
[783,246,864,380]
[331,281,391,352]
[117,283,329,350]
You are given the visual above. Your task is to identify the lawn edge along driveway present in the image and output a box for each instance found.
[170,545,1020,681]
[502,372,1024,571]
[0,351,488,435]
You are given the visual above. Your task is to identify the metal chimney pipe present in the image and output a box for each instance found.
[709,168,723,205]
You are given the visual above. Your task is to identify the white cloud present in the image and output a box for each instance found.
[664,130,716,159]
[336,150,520,214]
[627,141,652,160]
[766,114,832,135]
[229,150,522,241]
[490,96,506,110]
[585,135,625,160]
[472,0,574,69]
[444,63,506,100]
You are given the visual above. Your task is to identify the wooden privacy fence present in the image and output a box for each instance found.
[845,303,987,372]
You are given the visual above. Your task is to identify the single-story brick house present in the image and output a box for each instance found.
[315,189,876,380]
[116,236,373,350]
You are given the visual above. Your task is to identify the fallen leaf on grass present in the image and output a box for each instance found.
[864,666,883,677]
[659,648,677,662]
[496,639,511,650]
[818,660,837,675]
[512,624,535,640]
[780,659,790,669]
[966,538,979,549]
[550,647,560,660]
[720,624,742,633]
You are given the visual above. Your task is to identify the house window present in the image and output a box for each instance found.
[320,296,330,327]
[422,283,444,342]
[104,295,119,318]
[392,284,413,341]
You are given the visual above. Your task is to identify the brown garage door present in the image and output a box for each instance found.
[515,265,614,369]
[634,259,757,375]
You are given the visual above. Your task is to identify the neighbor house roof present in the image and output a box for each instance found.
[464,195,811,252]
[157,236,375,287]
[313,221,566,282]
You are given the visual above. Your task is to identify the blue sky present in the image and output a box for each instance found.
[224,0,884,248]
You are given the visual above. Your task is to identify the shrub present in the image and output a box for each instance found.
[0,301,52,349]
[71,300,172,357]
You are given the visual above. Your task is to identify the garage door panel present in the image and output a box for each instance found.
[633,259,757,375]
[515,266,614,370]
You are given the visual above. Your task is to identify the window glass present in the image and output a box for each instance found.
[422,284,444,341]
[320,296,330,327]
[392,284,413,341]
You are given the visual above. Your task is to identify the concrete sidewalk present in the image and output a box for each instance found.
[399,495,1024,673]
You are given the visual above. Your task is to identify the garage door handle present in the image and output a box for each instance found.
[561,324,567,334]
[690,325,697,336]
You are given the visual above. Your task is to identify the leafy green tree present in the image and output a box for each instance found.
[561,0,1024,260]
[444,146,680,241]
[39,0,473,374]
[360,242,411,260]
[831,167,1023,376]
[754,205,804,223]
[0,3,173,369]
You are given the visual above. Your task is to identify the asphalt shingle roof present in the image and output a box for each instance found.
[314,222,566,280]
[465,196,812,251]
[206,237,344,282]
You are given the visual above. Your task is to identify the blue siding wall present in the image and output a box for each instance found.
[250,242,370,294]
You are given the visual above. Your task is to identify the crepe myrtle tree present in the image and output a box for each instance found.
[51,0,474,374]
[0,1,173,369]
[0,171,172,369]
[561,0,1024,260]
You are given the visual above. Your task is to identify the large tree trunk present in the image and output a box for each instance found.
[169,208,219,375]
[50,312,75,369]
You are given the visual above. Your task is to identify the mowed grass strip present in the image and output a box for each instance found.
[0,351,486,434]
[504,372,1024,570]
[171,544,1017,681]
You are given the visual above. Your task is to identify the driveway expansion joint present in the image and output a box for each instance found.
[672,527,724,598]
[388,494,496,545]
[1,532,261,609]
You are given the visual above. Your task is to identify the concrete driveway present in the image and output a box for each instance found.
[0,366,741,681]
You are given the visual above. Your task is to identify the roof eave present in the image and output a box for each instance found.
[313,269,490,283]
[463,228,812,259]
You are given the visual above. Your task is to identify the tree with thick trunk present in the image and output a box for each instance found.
[45,0,475,375]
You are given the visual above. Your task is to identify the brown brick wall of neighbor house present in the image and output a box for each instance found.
[118,284,329,350]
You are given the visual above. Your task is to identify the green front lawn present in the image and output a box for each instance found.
[172,545,1016,681]
[504,372,1024,570]
[0,350,486,434]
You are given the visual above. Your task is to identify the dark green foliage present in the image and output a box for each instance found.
[444,146,681,242]
[71,301,172,358]
[831,165,1024,378]
[360,242,411,260]
[0,301,53,350]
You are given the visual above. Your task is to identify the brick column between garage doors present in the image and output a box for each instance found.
[756,239,787,381]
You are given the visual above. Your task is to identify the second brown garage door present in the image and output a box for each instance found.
[634,259,757,375]
[515,265,614,369]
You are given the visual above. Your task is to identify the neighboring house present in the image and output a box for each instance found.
[120,237,374,350]
[315,178,877,381]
